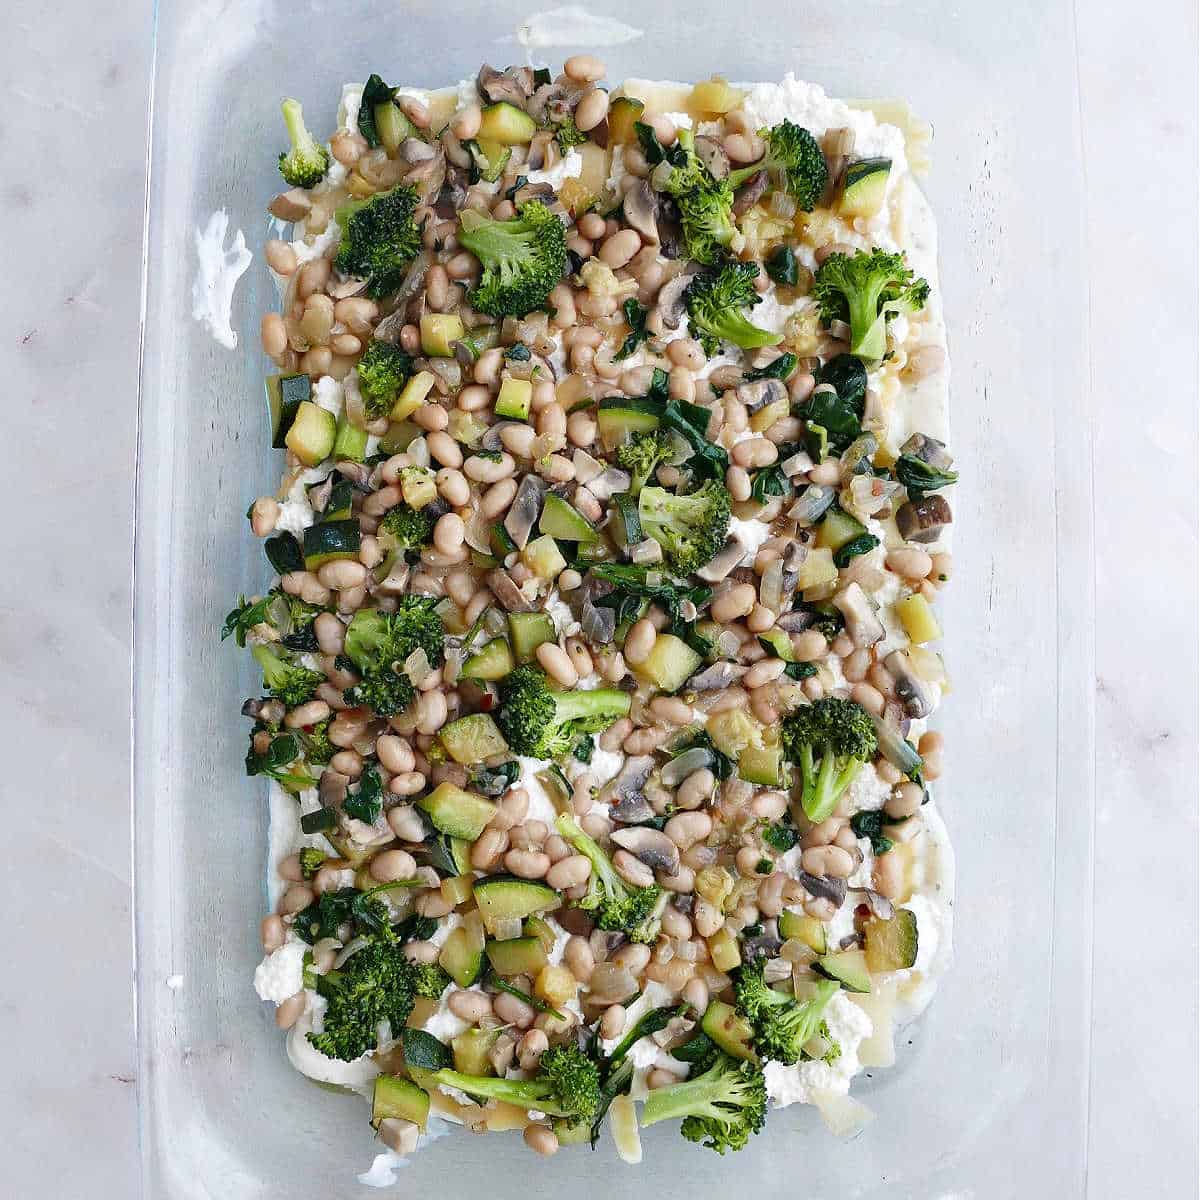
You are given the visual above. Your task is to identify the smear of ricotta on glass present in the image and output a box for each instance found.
[191,209,252,349]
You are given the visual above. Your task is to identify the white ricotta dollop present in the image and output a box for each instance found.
[763,992,873,1108]
[729,515,774,558]
[191,210,252,350]
[423,1004,469,1042]
[525,148,584,189]
[253,938,307,1004]
[589,746,624,787]
[518,756,564,825]
[338,83,364,134]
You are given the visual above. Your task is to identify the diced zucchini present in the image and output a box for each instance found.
[485,935,549,977]
[687,78,745,115]
[705,708,759,758]
[490,522,517,560]
[302,519,361,569]
[778,909,828,954]
[402,1027,453,1072]
[452,1028,498,1076]
[439,714,509,765]
[420,313,465,357]
[472,877,559,928]
[478,102,537,145]
[284,400,336,467]
[494,376,533,421]
[606,96,645,144]
[738,743,783,787]
[817,506,868,552]
[374,103,419,154]
[700,1000,756,1062]
[757,629,795,661]
[797,546,838,592]
[706,927,742,973]
[400,466,437,509]
[839,157,891,219]
[635,633,701,693]
[447,410,488,449]
[508,612,555,662]
[814,947,873,993]
[266,373,311,448]
[379,419,420,455]
[535,964,577,1008]
[521,534,567,581]
[390,370,437,421]
[332,414,368,462]
[417,782,497,840]
[439,925,485,988]
[611,493,643,547]
[863,907,919,972]
[372,1075,429,1130]
[596,396,662,448]
[321,479,356,521]
[524,915,557,954]
[462,638,515,681]
[894,593,942,644]
[539,494,597,543]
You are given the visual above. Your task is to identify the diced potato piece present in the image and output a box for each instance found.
[420,313,465,357]
[707,927,742,973]
[749,397,789,433]
[706,708,759,758]
[894,593,942,644]
[390,370,436,421]
[521,533,567,581]
[688,78,746,116]
[576,142,608,198]
[635,633,701,693]
[797,546,838,592]
[535,964,578,1008]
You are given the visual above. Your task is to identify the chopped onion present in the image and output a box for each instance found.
[406,435,430,468]
[490,917,523,942]
[870,712,923,774]
[464,508,493,554]
[572,449,604,484]
[428,357,462,392]
[645,570,663,588]
[782,449,815,477]
[768,190,798,220]
[333,935,369,970]
[587,962,638,1004]
[483,607,507,636]
[811,1089,875,1138]
[610,1094,642,1164]
[759,557,787,613]
[790,484,837,524]
[631,539,663,565]
[403,647,433,687]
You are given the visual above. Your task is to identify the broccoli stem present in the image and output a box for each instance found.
[551,688,631,728]
[433,1069,568,1116]
[640,1060,744,1127]
[281,98,310,152]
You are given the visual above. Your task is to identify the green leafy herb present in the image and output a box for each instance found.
[765,244,800,286]
[221,595,272,646]
[615,298,649,360]
[344,769,384,824]
[849,810,894,855]
[761,822,799,852]
[894,454,959,500]
[743,352,798,382]
[833,532,881,567]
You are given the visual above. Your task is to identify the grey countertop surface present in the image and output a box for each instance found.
[1,2,1196,1196]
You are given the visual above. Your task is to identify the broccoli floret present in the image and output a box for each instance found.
[341,600,445,717]
[278,98,330,188]
[411,961,452,1000]
[812,247,931,363]
[553,115,588,152]
[433,1043,601,1120]
[355,341,414,421]
[334,185,422,300]
[781,696,878,823]
[302,720,335,765]
[641,1053,767,1155]
[458,200,567,317]
[734,958,839,1065]
[685,262,782,357]
[496,665,632,760]
[379,503,435,551]
[637,481,731,576]
[554,812,663,943]
[298,847,327,879]
[251,642,324,708]
[728,120,827,211]
[650,129,737,266]
[307,941,422,1062]
[615,429,676,496]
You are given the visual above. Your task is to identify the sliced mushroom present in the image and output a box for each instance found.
[884,649,937,720]
[900,432,955,473]
[439,127,472,170]
[744,931,785,961]
[735,377,788,415]
[373,559,410,596]
[485,568,534,613]
[600,756,656,823]
[513,180,556,207]
[268,188,312,222]
[693,135,730,181]
[477,64,533,108]
[404,153,446,204]
[334,460,374,489]
[797,871,848,908]
[732,170,769,216]
[695,535,746,582]
[306,473,335,514]
[327,276,369,300]
[503,474,546,549]
[399,137,437,165]
[838,933,864,951]
[896,494,952,543]
[319,768,351,812]
[653,271,694,331]
[851,888,895,921]
[527,82,571,124]
[688,661,748,691]
[481,420,523,452]
[610,827,681,875]
[582,466,630,501]
[776,608,818,633]
[622,180,660,241]
[832,581,885,648]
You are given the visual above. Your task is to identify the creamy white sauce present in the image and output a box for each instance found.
[191,210,252,350]
[525,148,584,188]
[515,7,644,50]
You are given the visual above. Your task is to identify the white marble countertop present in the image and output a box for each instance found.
[1,2,1195,1196]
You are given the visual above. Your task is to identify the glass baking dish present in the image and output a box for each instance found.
[132,0,1095,1194]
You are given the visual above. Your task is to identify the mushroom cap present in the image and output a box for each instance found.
[610,826,681,875]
